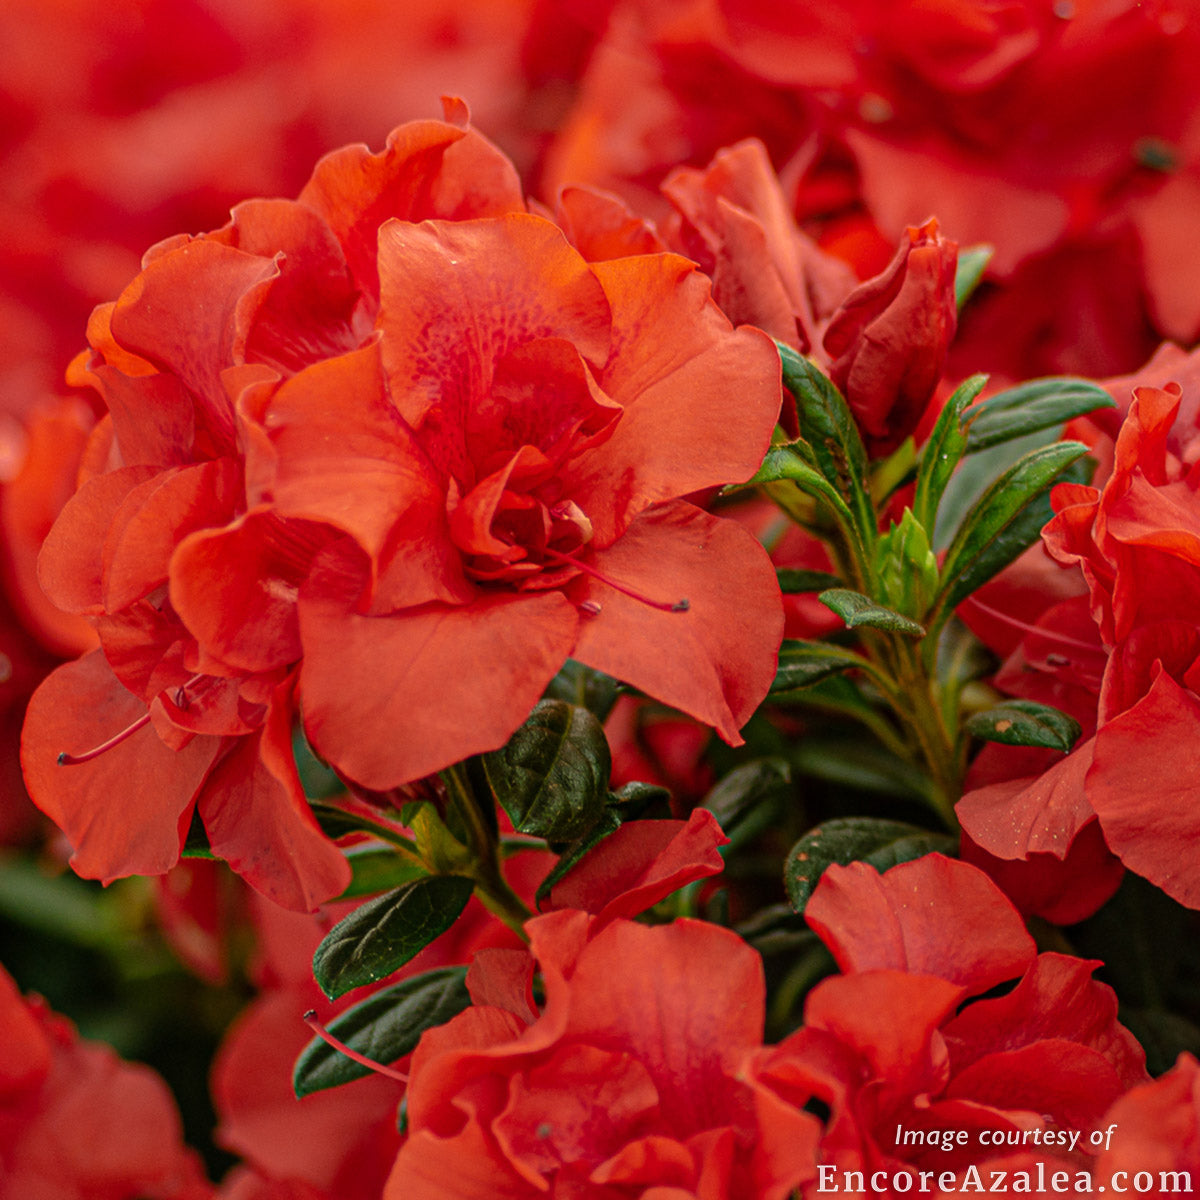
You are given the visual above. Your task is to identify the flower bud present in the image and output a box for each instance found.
[823,217,958,455]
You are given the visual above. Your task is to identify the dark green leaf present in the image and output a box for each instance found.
[771,639,868,692]
[963,378,1115,453]
[483,699,610,841]
[293,967,470,1097]
[818,588,925,637]
[703,758,793,847]
[542,659,621,722]
[785,818,956,913]
[933,440,1089,619]
[778,345,874,538]
[337,847,427,900]
[313,875,474,1000]
[311,802,415,850]
[965,700,1082,752]
[791,736,933,802]
[913,374,987,534]
[777,567,843,594]
[610,781,672,819]
[954,245,993,310]
[535,807,623,910]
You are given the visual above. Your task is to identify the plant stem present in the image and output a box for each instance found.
[439,763,532,942]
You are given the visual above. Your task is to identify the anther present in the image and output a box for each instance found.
[579,600,602,616]
[542,547,689,614]
[57,711,152,766]
[302,1010,410,1085]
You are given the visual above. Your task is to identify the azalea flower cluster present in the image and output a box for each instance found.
[3,3,1200,1199]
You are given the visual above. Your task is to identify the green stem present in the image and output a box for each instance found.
[887,639,962,830]
[440,763,532,942]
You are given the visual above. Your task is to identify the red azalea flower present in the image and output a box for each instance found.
[384,909,819,1198]
[0,962,211,1199]
[960,380,1200,908]
[259,204,784,789]
[19,109,529,909]
[748,856,1147,1188]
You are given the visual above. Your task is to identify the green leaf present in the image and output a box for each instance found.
[337,847,427,900]
[965,700,1082,752]
[703,758,793,848]
[933,440,1090,619]
[542,659,621,722]
[483,700,611,841]
[818,588,925,637]
[748,443,858,526]
[963,378,1116,453]
[310,802,417,853]
[778,345,874,538]
[791,736,932,802]
[777,567,843,594]
[312,875,475,1000]
[913,373,987,534]
[771,639,868,692]
[535,806,623,910]
[610,781,672,819]
[784,817,956,914]
[293,967,470,1097]
[954,245,993,310]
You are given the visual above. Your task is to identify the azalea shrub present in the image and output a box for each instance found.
[4,5,1200,1199]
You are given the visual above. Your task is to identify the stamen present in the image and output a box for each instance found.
[302,1010,409,1085]
[542,547,689,613]
[965,597,1106,657]
[57,711,152,766]
[579,600,602,616]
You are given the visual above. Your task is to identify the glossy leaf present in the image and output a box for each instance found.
[542,659,621,722]
[784,817,956,914]
[933,440,1089,619]
[792,735,932,802]
[963,378,1115,453]
[778,344,874,539]
[703,758,793,848]
[293,967,470,1096]
[819,588,925,637]
[312,874,474,1000]
[777,567,843,594]
[954,245,993,310]
[483,699,611,841]
[965,699,1082,752]
[771,639,869,692]
[913,373,987,534]
[747,443,858,527]
[337,846,427,900]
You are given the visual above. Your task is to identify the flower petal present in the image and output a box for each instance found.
[20,652,219,881]
[376,215,612,431]
[569,501,783,744]
[806,856,1035,995]
[565,257,781,544]
[298,584,578,789]
[201,679,349,911]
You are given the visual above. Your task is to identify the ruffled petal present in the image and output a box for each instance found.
[298,585,578,789]
[565,257,780,544]
[20,652,219,881]
[569,501,783,744]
